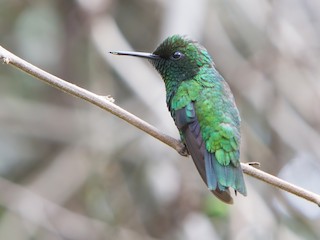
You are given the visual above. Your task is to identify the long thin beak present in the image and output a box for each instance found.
[109,51,160,60]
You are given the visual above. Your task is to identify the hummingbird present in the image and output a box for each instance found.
[110,35,247,204]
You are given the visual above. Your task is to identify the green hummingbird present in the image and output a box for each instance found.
[110,35,247,204]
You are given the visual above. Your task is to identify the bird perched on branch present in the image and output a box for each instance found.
[110,35,247,204]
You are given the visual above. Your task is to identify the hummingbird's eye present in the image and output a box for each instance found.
[171,51,184,60]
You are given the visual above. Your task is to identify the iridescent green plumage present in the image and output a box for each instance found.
[110,35,247,204]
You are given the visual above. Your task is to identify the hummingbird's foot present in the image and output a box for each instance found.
[177,143,189,157]
[247,162,261,168]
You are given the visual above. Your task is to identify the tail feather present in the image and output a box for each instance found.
[209,150,247,196]
[204,149,217,190]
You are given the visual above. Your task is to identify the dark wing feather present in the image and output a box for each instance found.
[175,103,233,204]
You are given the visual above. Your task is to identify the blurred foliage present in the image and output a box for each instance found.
[1,0,320,239]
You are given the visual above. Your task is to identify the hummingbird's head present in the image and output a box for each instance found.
[150,35,213,83]
[110,35,213,83]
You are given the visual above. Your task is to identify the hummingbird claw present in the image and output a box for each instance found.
[177,143,189,157]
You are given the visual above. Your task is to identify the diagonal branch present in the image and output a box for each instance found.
[0,46,186,156]
[1,45,319,207]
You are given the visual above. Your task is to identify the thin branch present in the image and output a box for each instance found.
[0,46,187,156]
[1,45,319,207]
[241,164,320,206]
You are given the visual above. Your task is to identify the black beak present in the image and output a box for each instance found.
[109,51,160,60]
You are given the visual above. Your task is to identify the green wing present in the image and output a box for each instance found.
[194,75,246,196]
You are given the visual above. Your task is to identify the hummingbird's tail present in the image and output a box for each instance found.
[203,150,235,204]
[204,149,249,203]
[211,188,233,204]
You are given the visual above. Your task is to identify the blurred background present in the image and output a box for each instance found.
[1,0,320,239]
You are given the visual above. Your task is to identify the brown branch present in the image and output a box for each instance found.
[241,164,320,206]
[1,45,320,207]
[0,46,187,156]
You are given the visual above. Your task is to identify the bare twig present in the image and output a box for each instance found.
[1,45,320,206]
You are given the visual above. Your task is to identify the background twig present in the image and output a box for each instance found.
[1,45,320,207]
